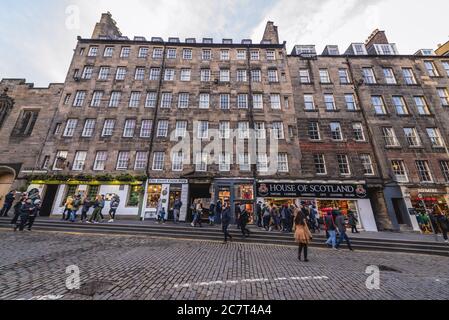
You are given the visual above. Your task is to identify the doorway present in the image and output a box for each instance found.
[40,185,59,217]
[0,168,15,208]
[392,198,405,225]
[168,185,182,221]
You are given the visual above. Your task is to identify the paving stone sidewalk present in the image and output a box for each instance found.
[0,229,448,300]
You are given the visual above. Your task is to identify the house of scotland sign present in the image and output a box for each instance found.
[257,183,368,199]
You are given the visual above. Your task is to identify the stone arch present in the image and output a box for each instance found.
[0,166,16,208]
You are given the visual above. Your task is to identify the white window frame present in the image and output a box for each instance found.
[140,120,153,138]
[123,119,136,138]
[93,152,108,171]
[72,151,87,171]
[152,152,165,171]
[157,120,169,137]
[134,152,148,170]
[116,152,130,170]
[102,120,115,137]
[82,119,96,137]
[63,119,78,137]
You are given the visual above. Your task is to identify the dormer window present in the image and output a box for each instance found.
[373,44,398,55]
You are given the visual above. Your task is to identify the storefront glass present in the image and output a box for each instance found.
[127,185,143,207]
[218,186,231,205]
[147,184,162,209]
[411,194,448,234]
[316,200,361,228]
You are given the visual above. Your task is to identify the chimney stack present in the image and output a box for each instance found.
[92,12,122,39]
[261,21,279,45]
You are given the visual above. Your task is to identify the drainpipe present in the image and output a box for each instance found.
[246,46,258,215]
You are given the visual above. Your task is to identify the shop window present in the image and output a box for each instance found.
[234,185,254,201]
[86,185,100,200]
[147,185,162,208]
[127,185,143,207]
[218,186,231,205]
[61,185,79,206]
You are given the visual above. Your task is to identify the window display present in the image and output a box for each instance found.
[147,184,162,208]
[127,185,143,207]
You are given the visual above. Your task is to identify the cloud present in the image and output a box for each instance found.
[251,0,448,54]
[1,0,448,86]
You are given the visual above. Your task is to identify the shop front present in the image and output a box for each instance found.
[256,181,378,232]
[28,180,145,218]
[400,186,449,234]
[142,179,189,221]
[212,179,256,224]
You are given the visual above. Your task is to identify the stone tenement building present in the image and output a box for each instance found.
[2,13,449,233]
[0,79,63,209]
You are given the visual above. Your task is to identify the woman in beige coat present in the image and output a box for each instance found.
[294,208,313,262]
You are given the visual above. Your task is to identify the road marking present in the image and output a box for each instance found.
[174,275,329,289]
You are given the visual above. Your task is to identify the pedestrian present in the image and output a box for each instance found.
[62,195,74,221]
[190,200,197,227]
[87,195,102,224]
[435,212,449,243]
[348,210,359,234]
[235,204,242,230]
[240,208,250,238]
[221,203,233,244]
[325,211,337,250]
[80,197,92,223]
[158,207,166,224]
[195,200,203,227]
[294,207,313,262]
[15,198,35,232]
[281,204,288,232]
[256,201,263,228]
[215,200,223,225]
[173,197,183,224]
[262,204,271,231]
[98,195,106,222]
[25,198,40,231]
[70,195,82,222]
[336,212,354,251]
[11,194,26,226]
[209,202,215,226]
[0,190,15,217]
[108,195,120,223]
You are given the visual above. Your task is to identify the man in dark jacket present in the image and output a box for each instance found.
[240,209,250,238]
[25,199,40,231]
[11,194,27,226]
[1,191,15,217]
[256,202,263,228]
[436,213,449,243]
[15,199,35,232]
[336,212,353,251]
[173,198,183,224]
[222,204,233,243]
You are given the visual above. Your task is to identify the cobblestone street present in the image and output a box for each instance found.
[1,229,449,300]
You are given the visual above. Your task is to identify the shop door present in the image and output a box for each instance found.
[168,185,182,221]
[392,198,405,225]
[40,185,59,217]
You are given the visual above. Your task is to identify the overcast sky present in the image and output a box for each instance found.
[0,0,448,87]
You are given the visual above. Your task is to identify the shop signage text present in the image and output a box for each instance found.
[148,179,188,184]
[257,183,368,199]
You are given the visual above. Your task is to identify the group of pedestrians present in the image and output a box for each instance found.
[0,190,41,232]
[62,193,120,224]
[324,208,356,251]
